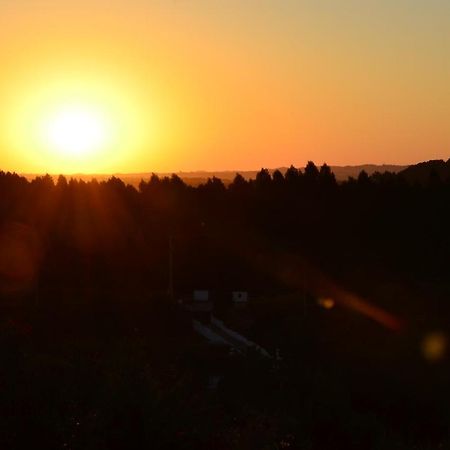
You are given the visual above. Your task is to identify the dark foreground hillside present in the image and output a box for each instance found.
[0,161,449,449]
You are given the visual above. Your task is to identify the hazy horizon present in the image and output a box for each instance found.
[18,162,410,177]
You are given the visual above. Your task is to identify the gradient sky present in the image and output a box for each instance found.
[1,0,449,173]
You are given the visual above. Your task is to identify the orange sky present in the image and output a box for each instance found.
[0,0,449,174]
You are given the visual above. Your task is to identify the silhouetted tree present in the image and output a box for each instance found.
[56,175,68,190]
[272,169,284,185]
[255,168,272,189]
[319,163,336,187]
[357,170,370,186]
[284,165,301,186]
[230,173,247,188]
[202,176,226,194]
[304,161,319,184]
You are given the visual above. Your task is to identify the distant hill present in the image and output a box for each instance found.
[155,164,408,185]
[21,164,408,187]
[329,164,407,181]
[399,159,450,184]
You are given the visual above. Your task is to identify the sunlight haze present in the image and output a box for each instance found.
[0,0,449,173]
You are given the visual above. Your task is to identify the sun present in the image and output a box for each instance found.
[4,71,156,173]
[43,104,110,158]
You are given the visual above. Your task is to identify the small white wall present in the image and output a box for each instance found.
[193,290,209,302]
[232,291,248,303]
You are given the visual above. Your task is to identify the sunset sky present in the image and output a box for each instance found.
[1,0,449,174]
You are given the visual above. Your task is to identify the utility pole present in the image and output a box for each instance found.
[303,266,307,317]
[168,235,174,301]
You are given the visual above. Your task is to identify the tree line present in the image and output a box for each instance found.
[0,161,449,305]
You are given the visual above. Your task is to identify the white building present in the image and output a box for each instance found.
[232,291,248,304]
[193,290,209,302]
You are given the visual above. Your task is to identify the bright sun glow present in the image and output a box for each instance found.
[3,70,155,174]
[43,105,110,158]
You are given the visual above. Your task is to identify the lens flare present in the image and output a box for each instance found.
[421,332,447,362]
[318,297,335,309]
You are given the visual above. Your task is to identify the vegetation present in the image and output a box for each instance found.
[0,161,449,449]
